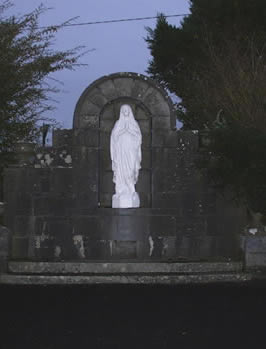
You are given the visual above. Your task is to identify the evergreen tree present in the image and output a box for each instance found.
[146,0,266,218]
[0,1,85,170]
[146,0,266,129]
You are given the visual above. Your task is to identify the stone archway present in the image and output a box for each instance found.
[73,72,175,208]
[73,72,175,129]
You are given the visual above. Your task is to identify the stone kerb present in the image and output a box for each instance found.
[73,72,175,130]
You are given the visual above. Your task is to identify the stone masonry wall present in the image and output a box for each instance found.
[3,131,246,261]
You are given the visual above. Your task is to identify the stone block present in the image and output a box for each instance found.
[141,149,151,169]
[153,116,171,129]
[117,215,149,241]
[99,192,112,208]
[181,191,201,216]
[214,236,240,258]
[136,170,151,193]
[75,191,98,209]
[100,119,115,132]
[99,149,112,171]
[100,171,114,193]
[85,239,111,259]
[0,226,10,259]
[113,77,134,96]
[98,215,118,239]
[51,168,73,194]
[79,99,101,115]
[49,196,72,216]
[11,237,29,259]
[73,128,98,147]
[52,129,73,147]
[14,216,29,237]
[33,195,74,216]
[73,171,97,196]
[100,103,116,120]
[149,216,176,236]
[152,193,182,209]
[138,192,151,208]
[72,147,98,168]
[98,215,149,241]
[206,215,225,236]
[207,214,244,237]
[142,132,151,148]
[32,196,50,215]
[40,176,50,193]
[45,219,72,238]
[112,240,137,259]
[15,192,32,212]
[138,119,151,134]
[176,217,207,237]
[33,217,46,236]
[86,87,108,108]
[99,130,111,149]
[152,171,183,193]
[72,216,99,237]
[98,79,118,100]
[135,106,149,120]
[131,80,150,100]
[35,245,55,260]
[143,89,170,116]
[4,168,27,192]
[176,236,213,259]
[78,115,99,129]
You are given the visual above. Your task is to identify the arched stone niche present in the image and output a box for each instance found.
[73,72,175,208]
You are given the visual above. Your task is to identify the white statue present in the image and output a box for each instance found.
[110,104,142,208]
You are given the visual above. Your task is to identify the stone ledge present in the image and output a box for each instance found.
[8,261,243,275]
[0,273,252,285]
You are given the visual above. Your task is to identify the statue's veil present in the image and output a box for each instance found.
[111,104,142,140]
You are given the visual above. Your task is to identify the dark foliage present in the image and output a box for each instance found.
[146,0,266,217]
[0,1,86,199]
[146,0,266,129]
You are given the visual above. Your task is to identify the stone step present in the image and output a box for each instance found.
[8,261,243,275]
[0,272,252,285]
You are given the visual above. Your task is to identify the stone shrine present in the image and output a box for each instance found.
[3,72,246,262]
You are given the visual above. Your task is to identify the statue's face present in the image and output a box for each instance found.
[121,105,130,117]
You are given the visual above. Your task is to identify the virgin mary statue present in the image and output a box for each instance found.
[110,104,142,208]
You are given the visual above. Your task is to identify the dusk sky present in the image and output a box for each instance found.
[10,0,190,129]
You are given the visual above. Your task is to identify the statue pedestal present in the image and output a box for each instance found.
[112,192,140,208]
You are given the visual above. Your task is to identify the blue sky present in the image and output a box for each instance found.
[10,0,190,129]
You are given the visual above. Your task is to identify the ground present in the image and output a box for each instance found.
[1,282,266,348]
